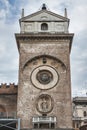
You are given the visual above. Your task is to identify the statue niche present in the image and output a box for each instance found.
[36,94,53,114]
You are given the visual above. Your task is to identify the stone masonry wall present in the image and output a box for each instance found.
[17,39,72,129]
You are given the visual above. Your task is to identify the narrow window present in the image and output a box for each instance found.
[77,123,79,128]
[41,23,48,30]
[84,111,86,117]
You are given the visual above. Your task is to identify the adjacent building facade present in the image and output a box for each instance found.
[73,97,87,130]
[0,4,74,130]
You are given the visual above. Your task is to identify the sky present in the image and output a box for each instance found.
[0,0,87,97]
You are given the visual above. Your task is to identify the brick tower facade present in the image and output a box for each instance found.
[15,4,74,130]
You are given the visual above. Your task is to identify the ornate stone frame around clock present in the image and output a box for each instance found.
[22,55,67,71]
[31,65,59,90]
[22,55,67,90]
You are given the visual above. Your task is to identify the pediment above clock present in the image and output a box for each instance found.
[20,10,69,22]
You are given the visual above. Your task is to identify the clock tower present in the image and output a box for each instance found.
[15,4,74,130]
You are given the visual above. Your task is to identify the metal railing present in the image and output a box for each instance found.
[0,112,20,130]
[0,118,20,130]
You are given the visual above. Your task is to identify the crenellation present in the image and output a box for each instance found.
[0,83,18,94]
[0,83,7,88]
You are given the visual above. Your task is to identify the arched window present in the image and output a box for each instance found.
[41,23,48,30]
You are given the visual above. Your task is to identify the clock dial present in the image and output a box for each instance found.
[36,70,53,84]
[31,65,58,90]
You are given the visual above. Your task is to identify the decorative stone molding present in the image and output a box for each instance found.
[23,54,66,70]
[15,33,74,52]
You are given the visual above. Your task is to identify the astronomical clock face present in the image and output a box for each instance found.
[23,56,66,90]
[31,65,58,90]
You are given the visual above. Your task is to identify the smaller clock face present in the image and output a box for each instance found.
[31,65,58,90]
[36,70,53,84]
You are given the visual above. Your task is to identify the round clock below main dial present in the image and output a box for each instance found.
[31,65,59,90]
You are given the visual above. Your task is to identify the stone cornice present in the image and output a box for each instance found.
[15,33,74,53]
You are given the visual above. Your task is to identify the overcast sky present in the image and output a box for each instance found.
[0,0,87,97]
